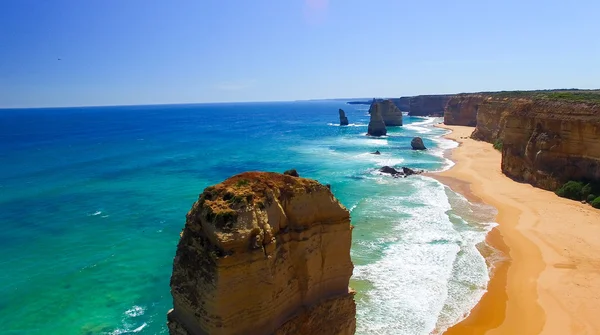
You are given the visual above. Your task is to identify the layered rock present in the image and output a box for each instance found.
[339,109,349,126]
[369,99,403,126]
[367,101,387,136]
[444,94,489,126]
[408,95,452,116]
[468,97,600,190]
[167,172,356,335]
[410,137,426,150]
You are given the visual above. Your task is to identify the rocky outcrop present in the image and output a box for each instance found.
[339,109,349,126]
[410,137,426,150]
[167,172,356,335]
[367,102,387,136]
[379,166,403,176]
[402,167,421,176]
[371,150,381,155]
[408,95,453,116]
[444,95,489,126]
[369,99,403,126]
[469,97,600,190]
[283,169,299,177]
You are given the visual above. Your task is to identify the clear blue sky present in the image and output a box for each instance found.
[1,0,599,108]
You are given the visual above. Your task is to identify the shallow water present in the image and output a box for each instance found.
[0,101,495,334]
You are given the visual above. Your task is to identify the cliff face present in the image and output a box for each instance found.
[408,95,452,116]
[367,101,387,136]
[167,172,356,335]
[470,98,600,190]
[444,95,488,126]
[390,97,411,112]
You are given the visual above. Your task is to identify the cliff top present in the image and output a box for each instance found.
[198,171,320,216]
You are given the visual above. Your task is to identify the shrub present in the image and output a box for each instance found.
[555,181,585,200]
[582,183,592,198]
[587,194,597,203]
[493,139,503,151]
[592,197,600,209]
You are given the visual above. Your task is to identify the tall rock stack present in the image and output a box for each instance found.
[167,172,356,335]
[339,109,349,126]
[378,99,403,126]
[367,101,387,136]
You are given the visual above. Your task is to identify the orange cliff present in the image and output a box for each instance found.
[444,94,600,190]
[167,172,356,335]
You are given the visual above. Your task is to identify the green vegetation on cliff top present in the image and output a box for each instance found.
[490,89,600,103]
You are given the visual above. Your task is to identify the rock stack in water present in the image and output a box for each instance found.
[339,109,349,126]
[367,101,387,136]
[411,137,426,150]
[167,172,356,335]
[378,99,403,126]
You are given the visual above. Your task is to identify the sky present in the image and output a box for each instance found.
[1,0,599,108]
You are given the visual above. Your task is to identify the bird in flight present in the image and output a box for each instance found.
[58,58,62,61]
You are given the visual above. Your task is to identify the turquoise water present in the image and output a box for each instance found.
[0,101,496,334]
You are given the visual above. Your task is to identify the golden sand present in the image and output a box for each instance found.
[434,125,600,335]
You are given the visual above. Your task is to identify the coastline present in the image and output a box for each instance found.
[432,124,600,334]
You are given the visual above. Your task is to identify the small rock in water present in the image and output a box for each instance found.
[371,150,381,155]
[411,137,426,150]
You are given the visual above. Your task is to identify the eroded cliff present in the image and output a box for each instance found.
[167,172,356,335]
[408,95,452,116]
[444,94,488,126]
[466,96,600,190]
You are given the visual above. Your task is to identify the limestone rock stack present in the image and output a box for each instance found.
[339,109,349,126]
[167,172,356,335]
[367,101,387,136]
[377,99,403,126]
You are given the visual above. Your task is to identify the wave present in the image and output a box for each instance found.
[352,177,494,334]
[108,306,147,335]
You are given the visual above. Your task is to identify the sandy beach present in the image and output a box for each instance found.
[433,125,600,335]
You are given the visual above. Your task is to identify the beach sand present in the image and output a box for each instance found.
[433,125,600,335]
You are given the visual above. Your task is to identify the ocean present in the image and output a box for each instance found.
[0,101,497,335]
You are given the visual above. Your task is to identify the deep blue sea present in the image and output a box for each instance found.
[0,101,496,335]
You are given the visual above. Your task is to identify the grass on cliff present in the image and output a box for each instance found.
[493,139,503,151]
[491,89,600,104]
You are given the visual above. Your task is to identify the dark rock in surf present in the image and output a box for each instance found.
[339,109,349,126]
[411,137,426,150]
[379,166,403,177]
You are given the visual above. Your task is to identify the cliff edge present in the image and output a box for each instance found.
[454,92,600,191]
[167,172,356,335]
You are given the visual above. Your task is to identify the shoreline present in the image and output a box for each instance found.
[432,124,600,334]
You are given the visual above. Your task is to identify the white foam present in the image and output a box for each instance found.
[89,211,102,216]
[403,117,437,134]
[327,123,368,127]
[352,177,493,335]
[125,305,145,317]
[108,306,147,335]
[354,152,405,167]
